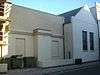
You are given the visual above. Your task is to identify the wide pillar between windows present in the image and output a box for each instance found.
[33,28,52,67]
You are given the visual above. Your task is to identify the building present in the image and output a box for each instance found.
[0,1,100,67]
[60,4,99,62]
[7,4,67,67]
[0,0,11,58]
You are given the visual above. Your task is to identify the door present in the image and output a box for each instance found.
[51,40,59,59]
[15,38,25,56]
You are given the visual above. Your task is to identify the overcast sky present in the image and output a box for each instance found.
[11,0,100,15]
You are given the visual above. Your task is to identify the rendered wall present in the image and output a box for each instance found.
[8,5,64,59]
[9,5,64,35]
[8,33,34,57]
[64,23,73,59]
[72,5,99,62]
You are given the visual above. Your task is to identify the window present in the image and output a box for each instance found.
[51,40,59,58]
[82,31,88,50]
[0,32,3,35]
[89,32,94,50]
[15,38,25,56]
[0,32,3,41]
[0,36,2,41]
[0,25,3,31]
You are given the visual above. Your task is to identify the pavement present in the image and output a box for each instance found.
[1,61,100,75]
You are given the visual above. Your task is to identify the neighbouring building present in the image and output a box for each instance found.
[0,0,11,58]
[0,1,100,67]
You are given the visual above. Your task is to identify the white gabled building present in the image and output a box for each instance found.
[60,4,99,62]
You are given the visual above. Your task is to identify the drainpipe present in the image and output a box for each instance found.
[95,3,100,60]
[97,20,100,61]
[63,23,66,59]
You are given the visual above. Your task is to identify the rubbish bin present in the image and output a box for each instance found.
[23,57,37,68]
[75,58,82,64]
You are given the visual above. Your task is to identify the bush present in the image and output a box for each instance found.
[4,57,23,69]
[10,55,23,69]
[5,55,23,69]
[5,58,11,69]
[3,56,37,69]
[0,58,7,64]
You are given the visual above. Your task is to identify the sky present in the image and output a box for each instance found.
[11,0,100,15]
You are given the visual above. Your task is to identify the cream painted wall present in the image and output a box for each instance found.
[37,35,52,61]
[8,33,34,57]
[33,29,64,61]
[10,5,64,35]
[33,35,38,58]
[33,29,64,67]
[8,4,64,58]
[51,37,63,60]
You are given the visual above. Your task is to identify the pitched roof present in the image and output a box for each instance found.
[59,7,82,24]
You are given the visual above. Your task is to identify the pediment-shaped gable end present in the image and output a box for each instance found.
[73,5,97,25]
